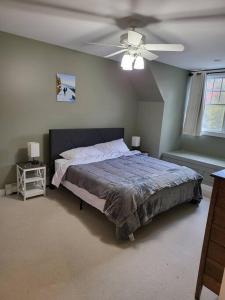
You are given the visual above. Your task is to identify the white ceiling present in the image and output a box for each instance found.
[0,0,225,70]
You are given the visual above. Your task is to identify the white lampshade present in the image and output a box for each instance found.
[134,56,144,70]
[27,142,40,158]
[121,54,134,71]
[131,136,141,147]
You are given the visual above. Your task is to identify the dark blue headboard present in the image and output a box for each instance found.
[49,128,124,181]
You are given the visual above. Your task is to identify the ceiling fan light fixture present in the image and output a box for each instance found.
[121,53,134,71]
[134,56,144,69]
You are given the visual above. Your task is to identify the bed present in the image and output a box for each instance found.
[49,128,203,241]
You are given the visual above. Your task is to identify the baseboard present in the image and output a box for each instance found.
[5,183,17,195]
[0,189,5,197]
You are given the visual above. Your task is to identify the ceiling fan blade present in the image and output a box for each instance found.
[104,49,127,58]
[87,43,125,48]
[144,44,184,52]
[128,30,143,46]
[140,49,158,61]
[162,11,225,23]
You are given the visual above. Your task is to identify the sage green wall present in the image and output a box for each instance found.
[135,62,188,157]
[135,65,164,157]
[0,32,138,188]
[180,135,225,158]
[160,64,225,158]
[150,62,188,155]
[137,101,164,157]
[0,31,194,190]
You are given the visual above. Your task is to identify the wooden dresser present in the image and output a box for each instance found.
[219,271,225,300]
[195,170,225,299]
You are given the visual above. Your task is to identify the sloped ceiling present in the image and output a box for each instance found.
[127,66,163,102]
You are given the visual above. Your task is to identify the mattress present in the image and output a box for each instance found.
[55,159,106,212]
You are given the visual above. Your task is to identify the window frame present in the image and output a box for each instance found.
[201,72,225,138]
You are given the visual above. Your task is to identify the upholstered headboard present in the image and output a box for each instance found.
[49,128,124,182]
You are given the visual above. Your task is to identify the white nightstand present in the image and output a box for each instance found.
[17,162,46,201]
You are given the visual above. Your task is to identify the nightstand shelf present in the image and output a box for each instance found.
[17,162,46,201]
[20,188,45,198]
[25,176,43,183]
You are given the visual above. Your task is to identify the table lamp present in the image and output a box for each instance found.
[27,142,40,164]
[131,136,141,150]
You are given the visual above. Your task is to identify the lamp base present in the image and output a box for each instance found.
[31,159,39,165]
[131,146,140,151]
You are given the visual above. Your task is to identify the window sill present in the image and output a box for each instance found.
[201,131,225,138]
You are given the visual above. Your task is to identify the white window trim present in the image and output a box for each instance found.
[200,72,225,138]
[201,130,225,138]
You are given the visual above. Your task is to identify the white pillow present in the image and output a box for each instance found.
[94,138,129,155]
[60,145,102,160]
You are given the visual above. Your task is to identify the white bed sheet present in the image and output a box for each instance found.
[55,158,106,212]
[55,158,68,172]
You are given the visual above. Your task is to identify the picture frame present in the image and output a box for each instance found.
[56,73,76,102]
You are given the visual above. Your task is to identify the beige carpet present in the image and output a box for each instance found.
[0,185,218,300]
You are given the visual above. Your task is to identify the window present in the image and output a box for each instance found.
[202,73,225,137]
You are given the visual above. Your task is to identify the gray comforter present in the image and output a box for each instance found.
[65,154,202,239]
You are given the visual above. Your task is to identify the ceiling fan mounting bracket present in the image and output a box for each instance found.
[115,14,160,30]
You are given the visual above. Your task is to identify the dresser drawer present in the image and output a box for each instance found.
[216,183,225,210]
[213,207,225,229]
[217,197,225,210]
[208,241,225,266]
[195,173,225,299]
[211,225,225,247]
[205,258,224,283]
[202,274,221,295]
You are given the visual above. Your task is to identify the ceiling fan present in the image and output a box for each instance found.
[6,1,223,71]
[89,29,184,70]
